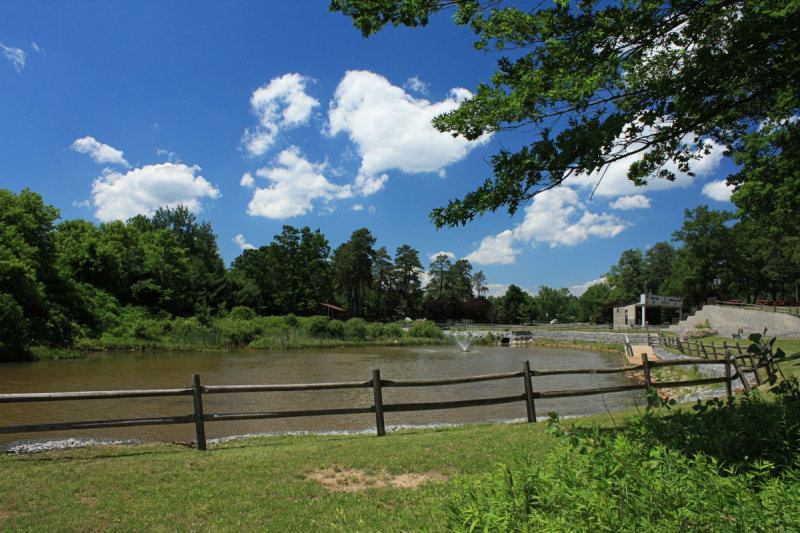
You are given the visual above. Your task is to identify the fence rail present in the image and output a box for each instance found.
[0,349,776,451]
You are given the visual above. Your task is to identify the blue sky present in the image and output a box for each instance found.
[0,1,737,297]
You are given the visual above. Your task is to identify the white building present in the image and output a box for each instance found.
[613,293,683,328]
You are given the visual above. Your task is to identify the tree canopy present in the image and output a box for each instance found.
[331,0,800,227]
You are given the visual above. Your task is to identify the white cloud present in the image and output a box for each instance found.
[72,199,90,208]
[240,172,256,188]
[569,277,606,297]
[513,187,628,248]
[403,76,429,94]
[702,179,734,202]
[352,204,364,211]
[242,73,319,156]
[486,283,508,297]
[31,42,44,54]
[91,163,220,222]
[465,230,519,265]
[609,194,651,210]
[1,43,25,72]
[233,234,255,250]
[567,130,725,197]
[246,146,351,219]
[428,251,456,263]
[368,206,376,215]
[71,136,130,167]
[327,70,489,195]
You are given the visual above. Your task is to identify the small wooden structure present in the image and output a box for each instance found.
[319,302,346,319]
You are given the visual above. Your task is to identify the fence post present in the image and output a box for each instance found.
[749,352,763,386]
[700,342,709,359]
[729,354,751,393]
[724,355,733,398]
[523,360,536,423]
[372,369,385,437]
[641,353,654,407]
[710,342,718,359]
[191,374,207,451]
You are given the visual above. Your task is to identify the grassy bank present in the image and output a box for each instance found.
[0,420,559,531]
[3,378,800,532]
[25,313,449,361]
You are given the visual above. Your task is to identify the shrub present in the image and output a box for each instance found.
[384,322,404,338]
[303,315,330,338]
[284,313,300,328]
[343,318,367,340]
[366,322,386,339]
[449,375,800,532]
[408,320,443,339]
[228,306,256,321]
[214,317,262,345]
[326,319,344,339]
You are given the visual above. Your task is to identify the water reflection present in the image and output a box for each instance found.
[0,345,644,446]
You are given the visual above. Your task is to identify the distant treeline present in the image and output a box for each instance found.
[2,186,797,360]
[1,188,487,360]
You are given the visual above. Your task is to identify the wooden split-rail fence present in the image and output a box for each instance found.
[0,349,776,451]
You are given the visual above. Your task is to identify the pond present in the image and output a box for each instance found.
[0,344,644,447]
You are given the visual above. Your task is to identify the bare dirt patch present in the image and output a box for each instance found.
[306,465,448,493]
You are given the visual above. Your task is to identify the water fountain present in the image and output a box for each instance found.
[453,332,474,352]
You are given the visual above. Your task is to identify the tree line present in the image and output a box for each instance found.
[0,188,493,359]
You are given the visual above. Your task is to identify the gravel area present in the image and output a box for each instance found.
[2,437,144,455]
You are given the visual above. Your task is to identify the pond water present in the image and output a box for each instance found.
[0,344,644,447]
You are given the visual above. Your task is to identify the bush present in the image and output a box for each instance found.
[214,316,263,345]
[284,313,300,328]
[326,319,344,339]
[408,320,443,339]
[449,376,800,532]
[343,318,367,340]
[228,306,256,321]
[303,315,330,338]
[366,322,386,339]
[384,322,404,338]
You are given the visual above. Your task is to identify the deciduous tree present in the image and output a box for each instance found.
[332,0,800,227]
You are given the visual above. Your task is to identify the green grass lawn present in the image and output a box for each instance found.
[0,420,573,531]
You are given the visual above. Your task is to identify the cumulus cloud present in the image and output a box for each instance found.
[242,73,319,156]
[702,179,734,202]
[1,43,25,72]
[486,283,509,297]
[567,130,725,198]
[327,70,489,195]
[233,234,255,250]
[91,163,220,222]
[352,204,364,211]
[240,172,256,188]
[609,194,651,210]
[465,230,519,265]
[513,187,628,247]
[428,251,456,263]
[246,146,351,219]
[569,277,606,297]
[71,136,130,167]
[465,187,627,266]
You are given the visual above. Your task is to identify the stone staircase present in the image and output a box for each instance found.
[667,305,800,338]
